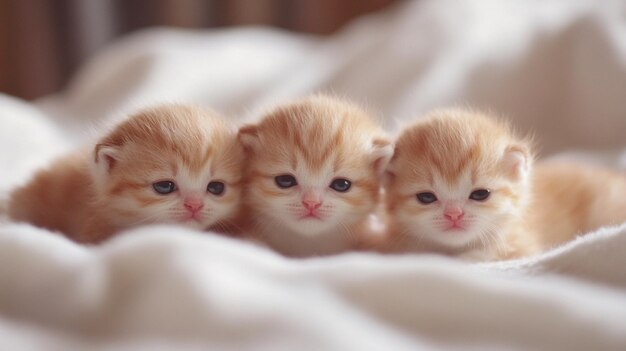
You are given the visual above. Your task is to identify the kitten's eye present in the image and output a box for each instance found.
[329,178,351,192]
[275,175,298,188]
[469,189,491,201]
[416,192,437,204]
[207,181,225,196]
[153,181,177,195]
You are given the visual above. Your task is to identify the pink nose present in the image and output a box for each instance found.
[444,208,464,221]
[302,200,321,211]
[184,199,204,213]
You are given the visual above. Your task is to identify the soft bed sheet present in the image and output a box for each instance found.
[1,1,626,350]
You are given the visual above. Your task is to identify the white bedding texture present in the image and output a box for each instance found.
[1,1,626,350]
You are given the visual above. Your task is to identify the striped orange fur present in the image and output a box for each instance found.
[239,95,392,257]
[9,104,244,243]
[385,108,626,261]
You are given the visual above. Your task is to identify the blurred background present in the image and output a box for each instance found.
[0,0,396,100]
[1,0,624,155]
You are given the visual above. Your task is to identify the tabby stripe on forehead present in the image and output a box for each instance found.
[182,144,213,174]
[292,130,308,163]
[200,144,213,173]
[332,152,345,173]
[169,161,179,176]
[319,123,345,164]
[429,144,479,185]
[455,144,479,179]
[293,117,347,171]
[290,153,298,171]
[290,116,307,154]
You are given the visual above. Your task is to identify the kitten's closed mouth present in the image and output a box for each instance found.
[180,214,203,222]
[300,213,322,220]
[443,224,466,232]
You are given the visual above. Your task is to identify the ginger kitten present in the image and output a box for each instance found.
[385,109,536,261]
[385,109,626,261]
[8,104,244,243]
[238,95,392,257]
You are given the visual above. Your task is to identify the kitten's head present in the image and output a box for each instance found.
[386,109,532,251]
[91,104,244,230]
[239,95,392,237]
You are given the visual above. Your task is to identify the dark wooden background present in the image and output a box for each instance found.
[0,0,396,100]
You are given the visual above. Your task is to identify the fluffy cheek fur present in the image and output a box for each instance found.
[112,190,238,229]
[394,194,517,248]
[247,175,377,236]
[96,156,241,230]
[390,174,523,249]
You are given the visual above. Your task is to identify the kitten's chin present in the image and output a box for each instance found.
[181,220,210,230]
[280,218,338,237]
[427,228,484,249]
[167,217,214,230]
[404,224,481,250]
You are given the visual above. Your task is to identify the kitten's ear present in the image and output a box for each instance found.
[94,144,120,173]
[238,125,260,152]
[371,138,394,175]
[502,145,531,181]
[91,144,121,194]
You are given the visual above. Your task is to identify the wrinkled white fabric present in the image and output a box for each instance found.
[1,0,626,350]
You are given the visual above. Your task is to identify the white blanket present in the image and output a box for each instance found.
[1,1,626,350]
